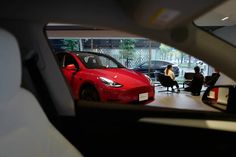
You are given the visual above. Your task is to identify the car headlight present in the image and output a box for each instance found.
[99,77,123,88]
[145,74,154,86]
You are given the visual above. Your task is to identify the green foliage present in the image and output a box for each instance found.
[159,43,173,60]
[119,39,136,59]
[159,43,172,53]
[62,39,79,51]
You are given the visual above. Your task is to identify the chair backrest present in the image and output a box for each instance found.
[0,28,82,157]
[184,72,194,80]
[158,73,173,87]
[87,56,98,68]
[205,73,220,86]
[204,75,212,84]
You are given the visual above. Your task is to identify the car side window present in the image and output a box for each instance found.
[155,61,162,67]
[65,54,79,68]
[163,61,170,66]
[155,61,165,67]
[99,56,118,68]
[47,28,231,113]
[150,61,156,68]
[56,53,66,67]
[141,62,155,68]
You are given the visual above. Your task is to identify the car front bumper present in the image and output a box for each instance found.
[98,85,155,104]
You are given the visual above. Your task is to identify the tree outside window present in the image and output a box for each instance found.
[119,39,136,67]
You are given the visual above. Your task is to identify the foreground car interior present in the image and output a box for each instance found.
[0,29,82,157]
[0,0,236,156]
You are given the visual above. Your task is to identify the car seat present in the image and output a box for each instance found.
[87,56,97,68]
[0,28,82,157]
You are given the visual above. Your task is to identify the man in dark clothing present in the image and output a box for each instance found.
[184,66,204,96]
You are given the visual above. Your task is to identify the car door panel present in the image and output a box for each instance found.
[57,101,236,156]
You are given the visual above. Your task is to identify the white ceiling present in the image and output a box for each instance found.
[195,0,236,26]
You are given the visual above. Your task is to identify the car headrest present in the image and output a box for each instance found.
[0,28,21,103]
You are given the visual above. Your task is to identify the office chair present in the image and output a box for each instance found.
[157,73,175,93]
[183,72,194,88]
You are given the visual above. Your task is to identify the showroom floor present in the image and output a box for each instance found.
[146,86,219,112]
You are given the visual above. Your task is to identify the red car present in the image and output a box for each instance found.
[56,52,155,104]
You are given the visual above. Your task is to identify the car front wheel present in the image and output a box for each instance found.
[80,85,100,101]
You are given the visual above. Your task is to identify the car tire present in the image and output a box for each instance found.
[80,85,100,101]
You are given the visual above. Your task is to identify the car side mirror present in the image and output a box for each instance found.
[65,64,79,71]
[202,85,236,113]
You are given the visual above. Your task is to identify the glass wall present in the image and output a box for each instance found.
[49,38,210,82]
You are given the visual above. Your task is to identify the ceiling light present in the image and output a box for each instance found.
[221,16,229,21]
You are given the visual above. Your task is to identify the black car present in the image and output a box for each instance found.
[133,60,180,79]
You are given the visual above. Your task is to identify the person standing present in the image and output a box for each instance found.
[164,64,180,92]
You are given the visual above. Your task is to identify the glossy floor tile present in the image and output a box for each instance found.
[146,86,219,112]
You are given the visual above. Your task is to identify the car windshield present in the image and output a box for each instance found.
[76,52,124,69]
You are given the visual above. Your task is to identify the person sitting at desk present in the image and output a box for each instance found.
[185,66,204,96]
[164,64,180,92]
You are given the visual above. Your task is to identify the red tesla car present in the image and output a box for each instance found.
[56,52,155,104]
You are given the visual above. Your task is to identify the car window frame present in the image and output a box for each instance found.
[45,25,236,118]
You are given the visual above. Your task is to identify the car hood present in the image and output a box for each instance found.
[87,68,150,87]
